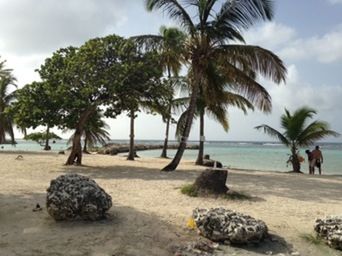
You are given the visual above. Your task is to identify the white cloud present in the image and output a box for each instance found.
[245,22,342,64]
[0,0,130,55]
[279,26,342,63]
[244,22,296,50]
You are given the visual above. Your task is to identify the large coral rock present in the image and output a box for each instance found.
[314,216,342,250]
[46,174,112,221]
[193,208,268,244]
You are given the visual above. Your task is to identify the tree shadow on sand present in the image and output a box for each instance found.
[56,163,342,203]
[0,192,196,256]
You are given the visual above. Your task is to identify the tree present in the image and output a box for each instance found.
[0,57,17,144]
[146,0,287,171]
[255,106,339,172]
[133,26,187,158]
[11,81,63,150]
[37,36,129,165]
[24,132,61,149]
[108,45,168,161]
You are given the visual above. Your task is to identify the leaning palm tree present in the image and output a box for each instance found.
[0,59,17,144]
[255,107,339,172]
[146,0,286,171]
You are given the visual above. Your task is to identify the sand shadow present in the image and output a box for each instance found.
[0,192,197,256]
[228,171,342,203]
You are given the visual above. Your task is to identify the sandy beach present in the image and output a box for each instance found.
[0,152,341,256]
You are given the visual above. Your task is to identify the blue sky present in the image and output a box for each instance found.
[0,0,341,142]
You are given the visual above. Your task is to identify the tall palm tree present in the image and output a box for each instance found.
[146,0,286,171]
[255,107,339,172]
[133,26,187,158]
[0,58,17,144]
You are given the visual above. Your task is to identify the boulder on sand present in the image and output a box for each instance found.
[315,216,342,250]
[46,174,112,221]
[193,208,268,244]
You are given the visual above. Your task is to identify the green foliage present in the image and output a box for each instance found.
[256,106,340,171]
[24,132,61,146]
[180,184,198,197]
[10,81,61,130]
[145,0,287,171]
[0,56,17,144]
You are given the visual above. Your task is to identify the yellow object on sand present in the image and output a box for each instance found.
[186,217,197,229]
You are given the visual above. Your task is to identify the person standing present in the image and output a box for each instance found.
[311,146,324,175]
[305,150,313,174]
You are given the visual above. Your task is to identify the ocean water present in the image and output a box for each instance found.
[1,139,341,175]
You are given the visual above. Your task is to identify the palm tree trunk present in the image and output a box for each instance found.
[65,109,94,165]
[160,116,171,158]
[291,145,301,173]
[162,65,201,171]
[8,122,16,145]
[83,134,89,154]
[44,126,50,150]
[0,125,5,144]
[127,110,135,161]
[195,110,205,165]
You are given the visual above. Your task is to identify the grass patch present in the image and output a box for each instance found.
[300,233,324,245]
[180,184,198,197]
[223,190,252,201]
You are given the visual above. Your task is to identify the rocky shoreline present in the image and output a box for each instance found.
[98,143,199,155]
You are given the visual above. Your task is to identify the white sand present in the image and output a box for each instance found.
[0,152,341,256]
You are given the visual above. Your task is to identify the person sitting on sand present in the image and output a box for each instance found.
[305,149,313,175]
[310,146,323,175]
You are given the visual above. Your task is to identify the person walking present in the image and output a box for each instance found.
[311,146,324,175]
[305,149,313,174]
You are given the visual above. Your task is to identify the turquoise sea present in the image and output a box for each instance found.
[1,139,341,175]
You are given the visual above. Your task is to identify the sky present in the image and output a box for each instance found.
[0,0,341,142]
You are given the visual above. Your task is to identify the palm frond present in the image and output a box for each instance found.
[130,35,164,51]
[145,0,195,32]
[215,0,274,33]
[255,124,290,146]
[206,103,229,131]
[297,120,340,146]
[218,45,286,84]
[220,62,272,113]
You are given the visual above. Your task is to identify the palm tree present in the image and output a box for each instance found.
[0,58,17,144]
[255,107,339,172]
[176,88,255,165]
[158,77,189,158]
[133,26,187,158]
[146,0,286,171]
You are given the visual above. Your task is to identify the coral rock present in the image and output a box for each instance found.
[193,208,268,244]
[46,174,112,221]
[314,216,342,250]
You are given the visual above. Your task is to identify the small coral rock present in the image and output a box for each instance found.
[193,208,268,244]
[314,216,342,250]
[46,174,112,221]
